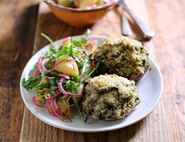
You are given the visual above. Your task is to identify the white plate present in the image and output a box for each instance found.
[20,35,163,132]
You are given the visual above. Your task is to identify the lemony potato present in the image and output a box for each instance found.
[74,0,98,8]
[57,0,74,7]
[55,57,79,76]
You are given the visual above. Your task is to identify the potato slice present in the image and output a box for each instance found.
[55,57,79,76]
[74,0,98,9]
[58,0,73,7]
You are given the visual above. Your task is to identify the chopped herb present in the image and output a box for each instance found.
[41,33,55,48]
[22,33,100,121]
[73,97,83,118]
[65,80,80,94]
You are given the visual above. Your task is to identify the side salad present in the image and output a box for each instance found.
[22,34,98,121]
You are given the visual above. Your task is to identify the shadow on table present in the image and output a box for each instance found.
[59,119,145,142]
[0,4,39,142]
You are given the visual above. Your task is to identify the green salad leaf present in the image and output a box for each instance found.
[22,33,100,121]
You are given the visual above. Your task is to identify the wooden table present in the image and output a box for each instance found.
[0,0,185,142]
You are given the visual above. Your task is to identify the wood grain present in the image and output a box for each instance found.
[0,0,38,142]
[146,0,185,141]
[1,0,184,141]
[19,1,159,142]
[18,0,185,142]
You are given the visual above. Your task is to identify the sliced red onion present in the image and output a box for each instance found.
[45,100,57,116]
[44,92,64,120]
[62,37,71,45]
[53,99,61,114]
[45,102,53,115]
[38,57,56,73]
[33,63,41,77]
[58,74,70,79]
[57,77,82,97]
[45,92,60,100]
[48,99,59,116]
[45,99,64,121]
[34,70,41,77]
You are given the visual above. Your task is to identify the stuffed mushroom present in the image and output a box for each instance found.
[82,74,140,120]
[94,36,150,81]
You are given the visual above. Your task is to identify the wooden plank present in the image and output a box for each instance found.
[146,0,185,141]
[19,0,168,142]
[0,0,38,142]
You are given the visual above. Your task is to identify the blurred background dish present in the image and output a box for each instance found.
[44,0,118,26]
[56,0,114,9]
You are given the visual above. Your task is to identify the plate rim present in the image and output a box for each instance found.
[20,35,163,132]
